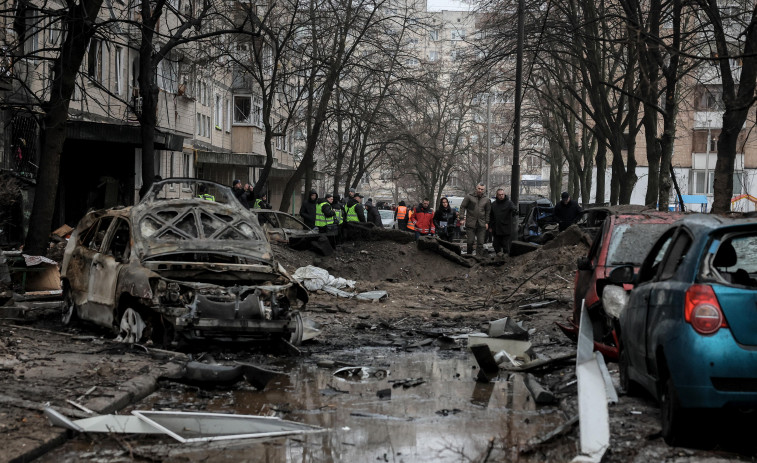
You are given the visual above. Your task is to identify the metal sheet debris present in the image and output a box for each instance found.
[572,300,616,463]
[45,407,324,443]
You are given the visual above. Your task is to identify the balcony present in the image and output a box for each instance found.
[693,111,723,129]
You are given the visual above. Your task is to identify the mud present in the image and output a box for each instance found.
[2,238,756,462]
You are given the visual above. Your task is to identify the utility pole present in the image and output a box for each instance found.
[486,93,491,195]
[511,0,524,207]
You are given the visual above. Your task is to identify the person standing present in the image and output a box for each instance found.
[459,183,491,256]
[345,192,367,223]
[332,194,345,244]
[489,189,517,256]
[411,198,435,240]
[433,197,458,241]
[253,193,271,209]
[395,201,409,231]
[300,189,318,228]
[232,179,251,208]
[365,198,383,227]
[315,194,337,247]
[197,183,215,201]
[553,191,583,232]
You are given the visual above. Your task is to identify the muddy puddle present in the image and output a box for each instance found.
[41,349,569,462]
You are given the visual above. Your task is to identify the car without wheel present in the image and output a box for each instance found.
[60,179,308,346]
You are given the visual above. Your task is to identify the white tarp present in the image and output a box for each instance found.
[293,266,355,292]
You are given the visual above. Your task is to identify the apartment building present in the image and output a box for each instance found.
[0,0,302,239]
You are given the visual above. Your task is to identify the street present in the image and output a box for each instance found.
[1,236,756,462]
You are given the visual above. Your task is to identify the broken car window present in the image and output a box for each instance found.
[606,223,672,266]
[81,217,114,252]
[106,219,131,261]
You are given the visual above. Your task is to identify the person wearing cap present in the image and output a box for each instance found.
[332,194,346,244]
[232,179,250,208]
[553,191,582,232]
[300,189,318,228]
[348,188,356,199]
[197,183,215,201]
[253,192,271,209]
[345,192,366,223]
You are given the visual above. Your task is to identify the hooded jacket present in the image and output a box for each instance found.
[299,191,318,228]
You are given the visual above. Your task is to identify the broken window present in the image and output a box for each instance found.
[234,96,251,124]
[80,217,114,251]
[106,219,131,261]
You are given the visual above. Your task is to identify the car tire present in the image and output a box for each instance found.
[618,344,641,396]
[289,311,304,346]
[660,375,690,445]
[61,283,77,326]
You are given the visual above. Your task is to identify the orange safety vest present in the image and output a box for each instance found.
[396,206,408,220]
[407,209,415,230]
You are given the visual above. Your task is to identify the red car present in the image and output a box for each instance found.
[557,211,681,359]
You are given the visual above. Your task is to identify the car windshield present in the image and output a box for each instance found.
[143,179,238,204]
[379,210,393,219]
[606,223,672,266]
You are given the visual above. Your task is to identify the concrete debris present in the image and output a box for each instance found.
[524,373,556,404]
[487,317,529,340]
[333,366,388,381]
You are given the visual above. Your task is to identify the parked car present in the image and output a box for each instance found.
[517,203,557,242]
[379,209,396,229]
[517,195,553,217]
[60,179,308,346]
[557,211,681,359]
[613,215,757,444]
[255,210,318,243]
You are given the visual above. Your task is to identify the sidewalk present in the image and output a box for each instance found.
[0,322,186,463]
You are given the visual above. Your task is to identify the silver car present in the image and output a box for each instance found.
[60,179,308,346]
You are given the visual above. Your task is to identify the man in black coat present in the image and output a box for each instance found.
[553,191,583,231]
[489,189,517,256]
[232,179,251,208]
[365,198,383,227]
[299,189,318,228]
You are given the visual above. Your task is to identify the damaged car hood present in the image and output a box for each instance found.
[131,200,272,262]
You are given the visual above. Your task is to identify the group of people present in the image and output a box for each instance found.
[229,179,271,209]
[299,188,386,248]
[392,183,518,257]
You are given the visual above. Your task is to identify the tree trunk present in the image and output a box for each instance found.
[24,0,105,255]
[137,0,162,198]
[643,106,660,207]
[595,143,606,205]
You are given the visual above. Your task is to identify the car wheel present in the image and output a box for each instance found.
[61,284,77,325]
[289,311,304,346]
[618,344,640,396]
[660,375,690,445]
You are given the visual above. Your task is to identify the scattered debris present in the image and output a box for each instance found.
[518,300,557,310]
[45,408,324,442]
[523,415,579,453]
[376,389,392,399]
[333,366,388,381]
[389,378,426,388]
[416,236,472,267]
[487,317,530,339]
[523,373,555,404]
[165,361,285,390]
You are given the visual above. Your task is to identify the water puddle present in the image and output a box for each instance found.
[42,349,567,462]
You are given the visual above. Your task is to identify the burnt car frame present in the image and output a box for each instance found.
[60,179,308,346]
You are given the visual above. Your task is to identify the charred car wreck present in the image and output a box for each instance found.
[60,179,308,346]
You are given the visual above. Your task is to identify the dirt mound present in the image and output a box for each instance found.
[542,225,591,250]
[272,240,466,284]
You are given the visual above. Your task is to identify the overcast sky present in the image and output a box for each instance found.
[426,0,473,11]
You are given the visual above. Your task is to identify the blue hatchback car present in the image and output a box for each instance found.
[615,215,757,444]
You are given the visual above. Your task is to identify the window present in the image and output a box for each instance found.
[23,9,40,56]
[183,153,191,177]
[450,50,458,61]
[158,58,178,92]
[115,47,124,95]
[48,17,62,46]
[215,94,222,129]
[690,170,714,195]
[428,50,438,62]
[196,113,202,136]
[429,29,439,41]
[225,99,231,132]
[659,232,692,281]
[234,95,252,124]
[88,39,104,82]
[451,29,465,40]
[405,58,419,66]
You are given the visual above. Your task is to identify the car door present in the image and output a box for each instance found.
[88,218,130,309]
[644,229,693,378]
[623,227,676,375]
[574,219,606,313]
[67,217,114,300]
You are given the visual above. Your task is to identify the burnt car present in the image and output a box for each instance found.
[60,179,308,346]
[255,210,318,243]
[557,211,681,359]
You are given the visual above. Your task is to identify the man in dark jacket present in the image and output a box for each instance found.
[345,193,367,223]
[365,198,383,227]
[489,189,517,256]
[553,191,582,231]
[232,179,251,208]
[299,189,318,228]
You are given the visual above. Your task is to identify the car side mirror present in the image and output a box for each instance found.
[609,265,635,284]
[577,256,592,271]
